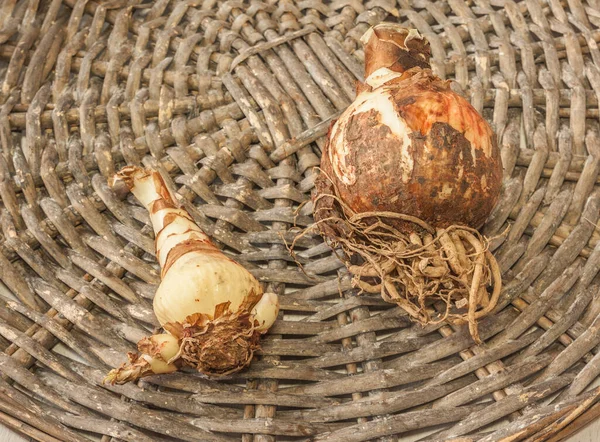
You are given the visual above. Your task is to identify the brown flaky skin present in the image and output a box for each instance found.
[361,24,432,78]
[315,25,502,232]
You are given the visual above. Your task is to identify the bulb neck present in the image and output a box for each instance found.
[361,24,431,78]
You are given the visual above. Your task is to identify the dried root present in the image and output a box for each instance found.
[311,170,502,343]
[163,304,261,377]
[104,302,261,384]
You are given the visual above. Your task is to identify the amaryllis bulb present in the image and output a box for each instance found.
[321,24,502,230]
[313,24,504,343]
[105,167,279,383]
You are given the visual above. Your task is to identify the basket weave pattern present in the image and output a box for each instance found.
[1,0,600,440]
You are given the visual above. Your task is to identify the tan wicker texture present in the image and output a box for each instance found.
[1,0,600,440]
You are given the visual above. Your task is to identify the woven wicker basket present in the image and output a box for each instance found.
[1,0,600,440]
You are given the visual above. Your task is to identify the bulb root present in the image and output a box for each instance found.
[310,170,502,343]
[104,302,261,385]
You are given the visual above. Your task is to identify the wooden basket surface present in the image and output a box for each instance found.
[1,0,600,440]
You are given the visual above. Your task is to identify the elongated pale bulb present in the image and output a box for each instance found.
[105,167,279,384]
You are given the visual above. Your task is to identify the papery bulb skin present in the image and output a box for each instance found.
[317,24,502,231]
[361,24,432,78]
